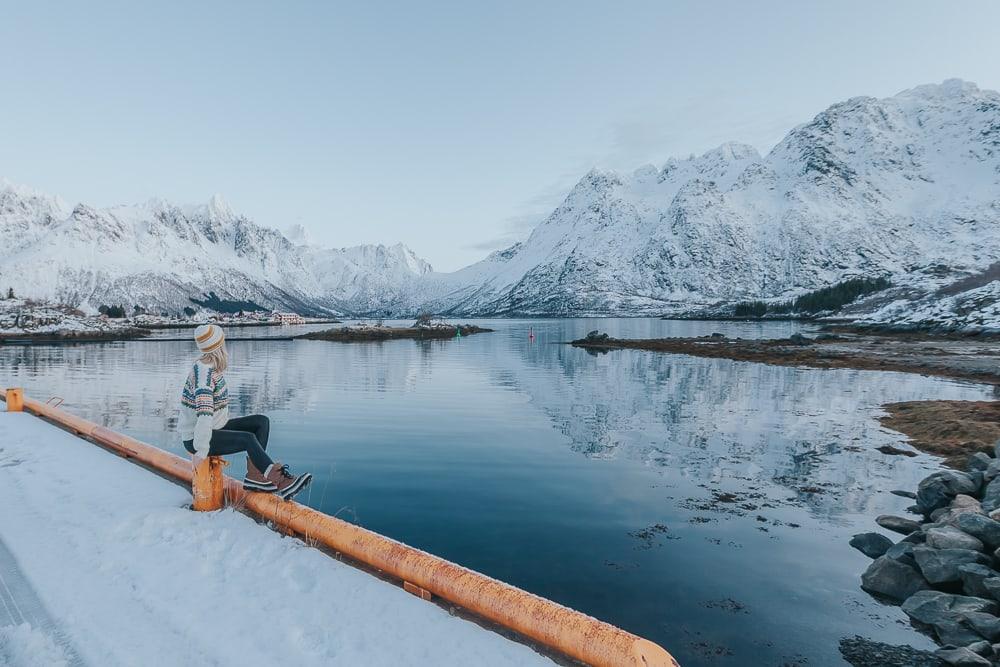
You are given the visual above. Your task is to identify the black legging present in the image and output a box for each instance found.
[183,414,274,472]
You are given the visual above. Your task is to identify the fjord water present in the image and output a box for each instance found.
[2,319,992,666]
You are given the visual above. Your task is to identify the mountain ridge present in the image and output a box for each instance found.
[2,79,999,320]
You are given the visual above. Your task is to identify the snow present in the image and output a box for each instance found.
[0,413,552,666]
[0,624,73,667]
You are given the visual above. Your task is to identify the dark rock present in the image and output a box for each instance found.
[862,556,929,601]
[584,330,610,342]
[985,460,1000,483]
[957,513,1000,550]
[968,471,985,494]
[851,533,894,559]
[965,640,992,657]
[877,515,923,535]
[892,489,918,499]
[787,333,813,345]
[838,635,944,667]
[902,591,998,625]
[709,332,726,339]
[906,504,924,515]
[980,477,1000,513]
[982,578,1000,601]
[902,531,928,544]
[904,591,997,646]
[963,612,1000,641]
[993,438,1000,459]
[934,646,991,666]
[919,471,979,515]
[913,548,991,585]
[878,444,918,457]
[934,618,988,648]
[927,526,985,552]
[886,541,918,568]
[960,564,1000,599]
[968,452,994,473]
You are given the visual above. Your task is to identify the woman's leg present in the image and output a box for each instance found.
[207,429,273,473]
[219,415,270,451]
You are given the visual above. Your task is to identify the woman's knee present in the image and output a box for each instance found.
[253,414,270,448]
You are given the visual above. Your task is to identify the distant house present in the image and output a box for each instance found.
[273,311,305,325]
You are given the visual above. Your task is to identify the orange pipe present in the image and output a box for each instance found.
[1,389,678,667]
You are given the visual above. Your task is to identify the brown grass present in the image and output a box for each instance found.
[880,400,1000,468]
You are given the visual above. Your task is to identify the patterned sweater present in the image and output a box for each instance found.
[179,360,230,455]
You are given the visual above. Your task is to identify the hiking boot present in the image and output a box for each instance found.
[264,462,312,501]
[243,456,277,492]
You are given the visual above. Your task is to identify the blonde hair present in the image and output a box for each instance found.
[201,343,228,374]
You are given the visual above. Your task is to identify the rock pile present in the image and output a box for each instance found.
[855,445,1000,666]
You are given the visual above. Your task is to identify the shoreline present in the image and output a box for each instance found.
[569,333,1000,386]
[298,324,493,342]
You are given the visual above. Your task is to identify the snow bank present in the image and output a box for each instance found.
[0,413,551,666]
[0,623,73,667]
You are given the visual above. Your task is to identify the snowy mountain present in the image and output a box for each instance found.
[417,79,1000,316]
[3,79,999,319]
[0,182,430,316]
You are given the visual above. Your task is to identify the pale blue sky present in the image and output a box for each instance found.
[3,1,999,270]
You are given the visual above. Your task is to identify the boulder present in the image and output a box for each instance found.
[985,459,1000,483]
[918,471,978,514]
[877,514,923,535]
[935,646,992,666]
[963,612,1000,641]
[850,532,894,559]
[902,590,997,626]
[902,530,928,544]
[886,541,918,568]
[935,497,987,528]
[913,547,991,585]
[957,513,1000,550]
[960,564,1000,599]
[953,495,985,513]
[981,477,1000,513]
[934,618,989,648]
[892,489,918,499]
[861,556,929,601]
[969,452,994,473]
[927,526,985,552]
[969,471,985,492]
[965,640,993,657]
[993,437,1000,459]
[983,577,1000,601]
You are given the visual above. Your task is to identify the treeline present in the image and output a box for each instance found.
[190,291,265,314]
[733,276,891,318]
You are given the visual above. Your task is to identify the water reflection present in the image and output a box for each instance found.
[0,318,991,666]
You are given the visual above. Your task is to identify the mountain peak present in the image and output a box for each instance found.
[285,223,313,246]
[897,78,982,101]
[206,193,234,219]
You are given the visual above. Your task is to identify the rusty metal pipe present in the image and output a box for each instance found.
[1,389,678,667]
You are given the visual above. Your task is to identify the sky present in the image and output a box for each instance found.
[2,1,1000,272]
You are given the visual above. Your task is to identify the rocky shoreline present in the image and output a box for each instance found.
[569,331,1000,386]
[852,447,1000,666]
[297,323,493,342]
[0,327,153,344]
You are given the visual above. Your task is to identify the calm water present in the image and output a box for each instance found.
[2,318,992,666]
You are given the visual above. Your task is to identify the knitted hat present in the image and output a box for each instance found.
[194,324,225,353]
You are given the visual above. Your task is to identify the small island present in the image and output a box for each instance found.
[298,317,492,342]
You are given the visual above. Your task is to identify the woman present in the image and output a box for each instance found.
[180,324,312,500]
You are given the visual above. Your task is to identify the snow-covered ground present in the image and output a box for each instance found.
[0,299,138,337]
[0,413,552,666]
